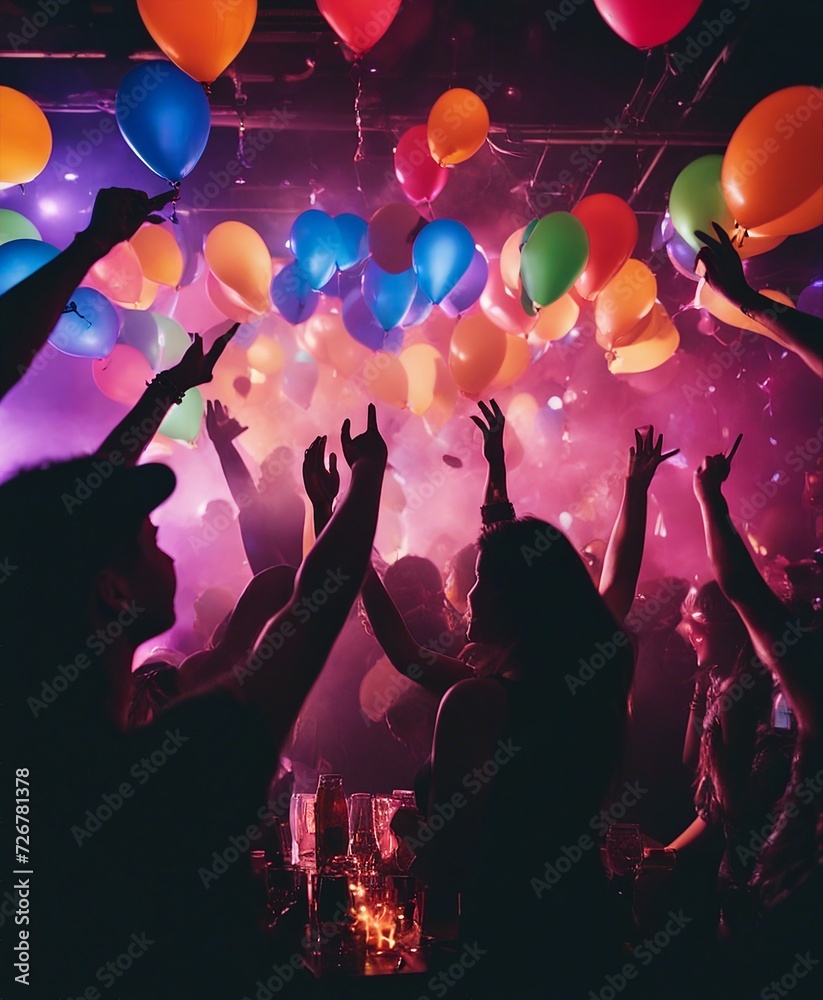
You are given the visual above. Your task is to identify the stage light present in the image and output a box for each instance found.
[64,173,79,182]
[548,395,563,410]
[39,198,59,217]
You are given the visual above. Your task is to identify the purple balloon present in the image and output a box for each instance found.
[272,262,319,325]
[401,285,434,328]
[666,230,700,281]
[440,248,489,317]
[342,289,398,351]
[797,280,823,320]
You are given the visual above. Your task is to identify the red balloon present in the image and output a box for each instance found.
[572,194,638,300]
[368,203,426,274]
[480,260,537,334]
[316,0,401,57]
[233,376,251,398]
[394,125,449,205]
[593,0,702,49]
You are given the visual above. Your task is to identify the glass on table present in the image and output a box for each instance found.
[349,793,379,874]
[289,793,316,868]
[605,823,644,878]
[373,795,399,860]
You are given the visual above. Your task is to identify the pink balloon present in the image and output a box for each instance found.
[395,125,449,205]
[206,271,260,324]
[82,242,143,304]
[593,0,701,48]
[92,344,153,406]
[172,259,226,332]
[480,260,537,333]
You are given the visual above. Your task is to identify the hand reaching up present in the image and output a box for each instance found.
[693,433,743,500]
[82,187,177,255]
[303,436,340,514]
[627,426,679,488]
[168,324,239,393]
[470,399,506,473]
[694,222,753,309]
[341,404,387,473]
[206,399,248,449]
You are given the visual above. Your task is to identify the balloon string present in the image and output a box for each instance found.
[168,181,181,225]
[352,59,365,163]
[62,301,91,328]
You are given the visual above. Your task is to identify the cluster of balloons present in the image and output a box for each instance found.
[0,86,53,190]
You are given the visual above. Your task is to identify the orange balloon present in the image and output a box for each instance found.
[695,281,795,342]
[206,271,259,324]
[531,293,580,342]
[136,0,257,84]
[316,0,401,57]
[82,242,143,304]
[0,87,52,189]
[427,88,490,167]
[490,334,530,389]
[722,86,823,235]
[116,276,159,311]
[607,303,679,375]
[507,392,539,435]
[366,352,408,409]
[399,343,441,415]
[368,203,424,274]
[731,229,786,259]
[572,194,638,300]
[480,260,538,333]
[205,221,272,314]
[423,357,459,435]
[500,226,527,291]
[449,314,507,395]
[130,224,184,287]
[247,337,285,375]
[595,259,657,346]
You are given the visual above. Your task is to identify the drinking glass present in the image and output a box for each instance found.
[372,795,398,860]
[289,792,316,868]
[349,793,379,873]
[605,823,644,878]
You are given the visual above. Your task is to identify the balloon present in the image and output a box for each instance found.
[156,314,191,367]
[316,0,401,57]
[666,229,701,281]
[136,0,257,84]
[206,271,259,324]
[572,194,638,299]
[283,350,318,409]
[342,288,393,350]
[172,256,227,332]
[362,261,417,330]
[369,203,425,274]
[0,86,52,189]
[247,336,286,375]
[395,125,449,204]
[49,288,120,359]
[595,259,657,346]
[272,262,319,324]
[83,242,144,305]
[449,314,507,395]
[205,221,272,314]
[507,392,539,435]
[93,344,154,406]
[592,0,701,49]
[0,210,41,246]
[480,260,537,333]
[0,239,59,295]
[531,293,580,341]
[234,376,251,398]
[607,303,680,374]
[427,88,489,167]
[333,213,369,271]
[412,219,475,304]
[797,281,823,320]
[722,86,823,236]
[115,61,211,182]
[289,210,340,290]
[695,281,795,342]
[159,387,204,442]
[400,285,434,328]
[364,352,408,409]
[734,232,786,260]
[118,310,163,369]
[399,343,441,415]
[130,224,184,286]
[440,248,488,317]
[500,225,530,291]
[490,334,530,389]
[670,155,734,253]
[520,213,590,308]
[423,356,458,435]
[118,276,159,311]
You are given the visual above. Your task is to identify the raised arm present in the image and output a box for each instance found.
[97,327,238,467]
[600,426,679,622]
[225,405,387,744]
[471,399,515,525]
[0,187,175,400]
[302,434,340,537]
[205,399,257,506]
[696,223,823,378]
[694,437,819,734]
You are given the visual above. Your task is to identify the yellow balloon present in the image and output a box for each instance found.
[695,281,795,342]
[423,357,459,435]
[205,221,272,315]
[531,293,580,341]
[490,334,530,389]
[607,303,680,375]
[500,226,527,291]
[595,259,657,346]
[247,337,285,375]
[732,229,786,260]
[130,225,184,287]
[0,87,52,188]
[449,314,507,395]
[427,88,490,167]
[137,0,257,84]
[399,344,441,416]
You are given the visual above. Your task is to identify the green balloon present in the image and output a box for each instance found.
[159,386,203,442]
[154,314,191,368]
[0,209,41,246]
[520,212,589,307]
[669,155,734,253]
[522,217,539,246]
[520,282,537,317]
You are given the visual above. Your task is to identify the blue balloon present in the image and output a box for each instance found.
[334,214,369,271]
[272,262,319,325]
[283,350,318,409]
[0,239,60,296]
[401,285,434,328]
[797,280,823,320]
[118,310,163,368]
[342,289,393,351]
[362,261,417,331]
[116,61,211,182]
[412,219,475,304]
[50,288,120,359]
[440,248,489,317]
[666,230,700,281]
[289,210,340,290]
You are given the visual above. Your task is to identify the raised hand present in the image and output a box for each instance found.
[627,425,679,488]
[470,399,506,473]
[303,435,340,513]
[341,403,388,472]
[694,222,753,309]
[168,324,239,393]
[693,433,743,499]
[82,187,177,254]
[206,399,248,448]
